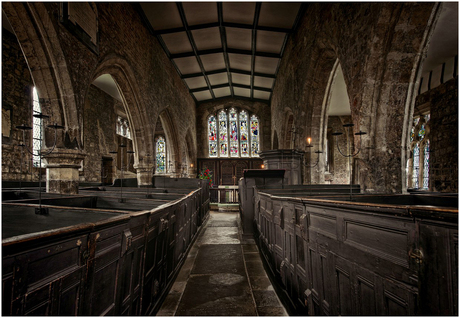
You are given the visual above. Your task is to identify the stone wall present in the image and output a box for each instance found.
[196,98,270,159]
[2,3,197,188]
[416,77,458,192]
[271,2,437,193]
[1,29,37,181]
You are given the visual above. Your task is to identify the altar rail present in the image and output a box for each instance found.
[2,182,210,315]
[250,189,458,316]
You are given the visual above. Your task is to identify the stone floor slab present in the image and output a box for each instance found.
[192,244,245,275]
[199,226,240,245]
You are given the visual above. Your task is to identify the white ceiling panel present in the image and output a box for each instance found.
[208,73,229,86]
[255,56,279,74]
[226,27,252,51]
[222,2,256,24]
[184,76,207,89]
[258,3,302,29]
[182,2,218,26]
[253,90,271,100]
[140,3,183,30]
[193,90,213,101]
[254,76,274,89]
[232,73,251,86]
[234,87,251,98]
[192,27,222,51]
[161,32,192,54]
[200,53,226,72]
[229,53,252,72]
[213,87,232,98]
[256,30,286,54]
[173,56,201,75]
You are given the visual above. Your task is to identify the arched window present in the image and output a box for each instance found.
[408,114,430,190]
[156,136,166,173]
[208,108,260,158]
[32,87,42,167]
[208,115,217,157]
[116,116,131,139]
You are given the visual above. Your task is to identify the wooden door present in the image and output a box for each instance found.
[102,157,113,185]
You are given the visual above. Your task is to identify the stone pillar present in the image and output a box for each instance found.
[259,149,304,185]
[45,149,86,194]
[134,162,154,187]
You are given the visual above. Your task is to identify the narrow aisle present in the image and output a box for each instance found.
[157,211,287,316]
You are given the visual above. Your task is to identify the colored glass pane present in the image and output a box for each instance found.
[208,116,217,157]
[218,111,228,157]
[156,137,166,173]
[250,115,259,157]
[423,140,430,189]
[418,123,426,140]
[239,111,249,157]
[229,108,238,157]
[413,143,419,188]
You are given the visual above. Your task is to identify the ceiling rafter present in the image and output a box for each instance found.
[153,22,292,35]
[190,83,272,94]
[170,48,281,60]
[176,2,215,99]
[181,68,276,80]
[217,3,234,97]
[250,3,262,100]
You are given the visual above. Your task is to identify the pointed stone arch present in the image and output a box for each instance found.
[158,108,181,176]
[272,130,279,150]
[91,54,152,167]
[280,108,294,149]
[3,2,81,146]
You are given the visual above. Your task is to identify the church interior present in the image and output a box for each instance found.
[2,2,458,316]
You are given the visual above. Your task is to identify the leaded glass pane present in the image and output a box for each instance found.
[423,140,430,189]
[250,115,259,157]
[239,111,249,157]
[156,137,166,173]
[208,115,217,157]
[413,143,420,188]
[32,88,42,167]
[229,108,238,157]
[418,123,426,140]
[218,111,228,157]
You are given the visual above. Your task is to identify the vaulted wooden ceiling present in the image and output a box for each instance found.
[136,2,306,104]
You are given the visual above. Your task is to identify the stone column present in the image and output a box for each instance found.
[259,149,304,185]
[134,162,154,187]
[45,149,86,194]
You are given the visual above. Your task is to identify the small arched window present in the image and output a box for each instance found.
[408,114,430,190]
[208,108,260,158]
[156,136,166,173]
[32,87,42,167]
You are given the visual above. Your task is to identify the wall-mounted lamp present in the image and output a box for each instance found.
[332,123,366,200]
[303,137,322,168]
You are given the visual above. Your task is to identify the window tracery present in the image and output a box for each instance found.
[156,136,166,173]
[116,116,131,139]
[208,109,260,158]
[408,114,430,190]
[32,87,42,167]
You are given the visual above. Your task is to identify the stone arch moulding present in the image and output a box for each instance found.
[281,108,294,149]
[3,2,80,147]
[401,3,442,193]
[272,130,279,150]
[158,108,181,176]
[91,54,150,168]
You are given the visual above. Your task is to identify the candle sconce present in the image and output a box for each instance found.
[303,137,323,168]
[332,123,366,200]
[16,113,64,215]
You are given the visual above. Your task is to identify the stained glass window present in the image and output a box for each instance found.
[250,115,259,157]
[229,108,238,157]
[239,111,249,157]
[32,87,42,167]
[218,111,228,157]
[208,109,260,158]
[410,117,420,142]
[116,116,131,139]
[156,137,166,173]
[423,140,430,189]
[208,115,217,157]
[413,143,420,189]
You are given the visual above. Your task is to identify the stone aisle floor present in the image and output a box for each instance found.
[157,211,287,316]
